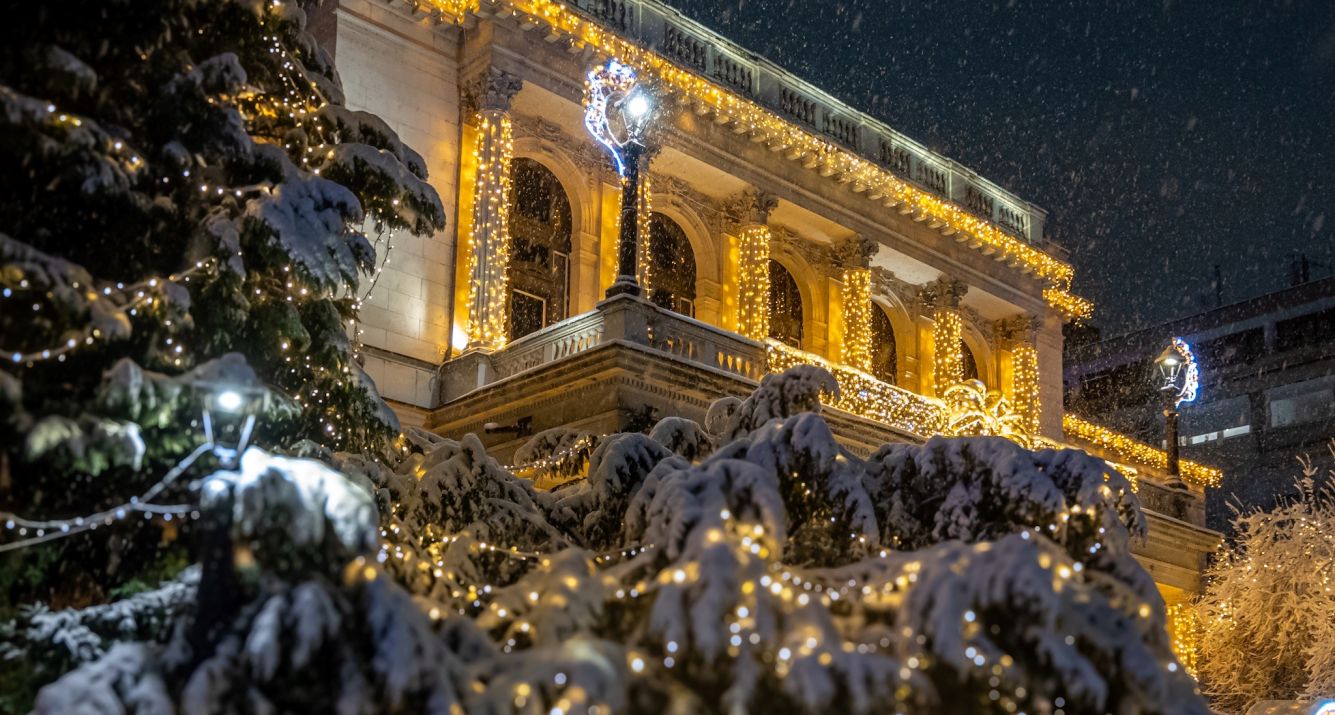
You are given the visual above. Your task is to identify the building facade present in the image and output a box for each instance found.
[313,0,1220,645]
[1066,276,1335,530]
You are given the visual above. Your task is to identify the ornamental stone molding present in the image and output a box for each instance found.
[994,314,1042,346]
[870,267,917,307]
[463,66,524,114]
[916,276,969,312]
[831,233,879,270]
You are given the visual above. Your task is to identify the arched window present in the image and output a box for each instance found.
[768,259,803,348]
[507,158,572,341]
[870,303,898,385]
[962,341,980,382]
[646,213,696,317]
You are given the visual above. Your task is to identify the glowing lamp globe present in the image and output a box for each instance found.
[214,389,244,413]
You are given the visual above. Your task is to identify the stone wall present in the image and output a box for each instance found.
[335,3,462,406]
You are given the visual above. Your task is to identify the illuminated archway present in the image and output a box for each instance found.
[646,212,697,316]
[870,303,898,384]
[507,157,572,341]
[768,259,804,348]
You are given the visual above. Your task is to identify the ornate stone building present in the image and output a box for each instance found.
[315,0,1218,656]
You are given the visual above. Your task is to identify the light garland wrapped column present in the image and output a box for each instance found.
[932,308,964,390]
[918,277,968,396]
[736,192,778,341]
[834,234,878,373]
[634,174,654,292]
[997,315,1042,435]
[841,268,872,372]
[1011,342,1041,435]
[463,68,523,351]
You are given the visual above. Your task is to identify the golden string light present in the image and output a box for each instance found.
[464,111,515,350]
[1062,414,1222,488]
[2,260,212,366]
[766,340,947,437]
[421,0,1091,319]
[841,267,873,373]
[1165,601,1198,677]
[932,308,965,393]
[635,174,654,292]
[736,224,772,340]
[1011,343,1042,435]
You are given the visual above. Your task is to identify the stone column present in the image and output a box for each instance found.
[735,191,778,341]
[833,235,878,373]
[463,68,522,351]
[918,277,969,397]
[997,315,1043,435]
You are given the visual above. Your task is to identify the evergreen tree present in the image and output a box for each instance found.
[10,366,1211,713]
[0,0,444,607]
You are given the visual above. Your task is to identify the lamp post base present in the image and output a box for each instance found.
[605,276,642,298]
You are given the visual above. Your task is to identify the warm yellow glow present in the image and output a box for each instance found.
[1062,414,1222,488]
[1011,343,1041,434]
[635,174,654,291]
[766,340,946,437]
[1165,601,1198,677]
[1043,286,1094,322]
[841,268,873,373]
[464,111,515,350]
[737,224,772,341]
[932,308,964,392]
[421,0,1090,319]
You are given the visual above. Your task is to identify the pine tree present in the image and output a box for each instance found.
[1194,451,1335,714]
[0,0,444,606]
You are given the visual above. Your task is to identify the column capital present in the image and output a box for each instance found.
[725,189,779,228]
[995,313,1042,346]
[464,66,524,114]
[832,233,878,270]
[917,276,969,312]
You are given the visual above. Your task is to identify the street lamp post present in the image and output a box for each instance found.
[584,61,655,298]
[1153,337,1199,490]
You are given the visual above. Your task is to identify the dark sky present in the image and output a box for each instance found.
[671,0,1335,333]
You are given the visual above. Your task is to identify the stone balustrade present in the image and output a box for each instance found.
[565,0,1047,244]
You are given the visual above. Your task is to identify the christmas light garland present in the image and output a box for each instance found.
[736,224,772,340]
[841,267,873,373]
[421,0,1091,320]
[1062,414,1222,488]
[932,308,965,393]
[464,111,516,350]
[1011,343,1042,435]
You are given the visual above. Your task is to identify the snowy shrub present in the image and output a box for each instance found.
[1195,453,1335,714]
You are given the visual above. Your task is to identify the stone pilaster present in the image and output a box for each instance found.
[833,234,878,372]
[997,315,1043,434]
[463,68,523,351]
[918,277,969,396]
[735,191,778,341]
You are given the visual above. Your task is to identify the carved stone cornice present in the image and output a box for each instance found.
[463,66,524,114]
[917,277,969,311]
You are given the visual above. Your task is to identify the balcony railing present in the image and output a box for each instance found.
[565,0,1047,244]
[438,295,1213,495]
[441,295,940,437]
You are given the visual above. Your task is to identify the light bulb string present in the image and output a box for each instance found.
[3,260,214,365]
[0,441,213,553]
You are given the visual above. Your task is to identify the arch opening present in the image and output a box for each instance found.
[646,212,697,317]
[768,259,804,348]
[507,158,572,341]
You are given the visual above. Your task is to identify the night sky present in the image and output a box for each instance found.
[671,0,1335,333]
